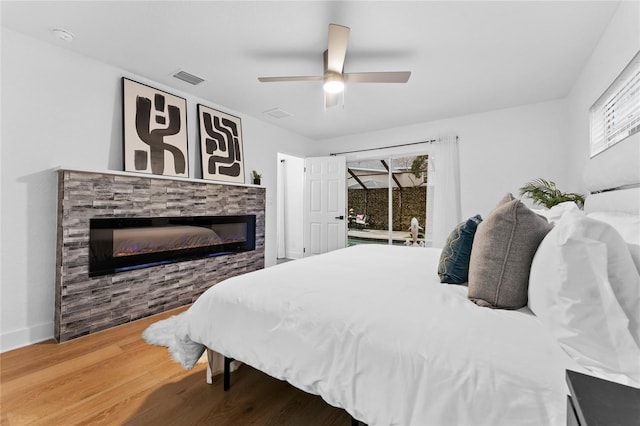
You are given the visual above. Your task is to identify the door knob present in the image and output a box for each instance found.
[335,215,344,220]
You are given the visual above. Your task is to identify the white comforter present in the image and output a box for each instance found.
[178,244,579,425]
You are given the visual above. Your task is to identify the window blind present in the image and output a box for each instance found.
[590,51,640,157]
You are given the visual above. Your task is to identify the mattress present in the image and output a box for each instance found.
[177,244,583,425]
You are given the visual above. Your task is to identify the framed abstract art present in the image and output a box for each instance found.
[198,104,245,183]
[122,78,189,177]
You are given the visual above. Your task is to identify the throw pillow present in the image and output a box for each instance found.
[467,193,552,309]
[438,215,482,284]
[528,211,640,383]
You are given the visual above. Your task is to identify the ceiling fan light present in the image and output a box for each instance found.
[323,74,344,94]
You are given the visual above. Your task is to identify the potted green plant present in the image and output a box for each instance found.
[251,170,262,185]
[519,178,585,209]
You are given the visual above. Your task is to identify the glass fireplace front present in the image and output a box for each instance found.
[89,215,256,277]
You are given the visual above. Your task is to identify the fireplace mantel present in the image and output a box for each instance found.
[55,169,265,342]
[55,166,264,188]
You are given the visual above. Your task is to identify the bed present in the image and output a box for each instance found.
[151,187,640,426]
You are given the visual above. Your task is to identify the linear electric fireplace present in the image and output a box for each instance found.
[89,215,256,277]
[56,169,265,342]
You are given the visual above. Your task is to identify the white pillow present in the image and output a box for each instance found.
[528,211,640,383]
[531,201,580,224]
[587,211,640,275]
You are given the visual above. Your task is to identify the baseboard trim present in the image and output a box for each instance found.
[1,322,54,353]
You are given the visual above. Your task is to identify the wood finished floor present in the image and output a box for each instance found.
[0,306,350,425]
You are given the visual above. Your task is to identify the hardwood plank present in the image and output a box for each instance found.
[1,345,125,399]
[0,307,350,426]
[1,306,189,382]
[2,344,171,419]
[27,372,161,426]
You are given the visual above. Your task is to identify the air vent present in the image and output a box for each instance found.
[263,107,292,119]
[173,70,205,85]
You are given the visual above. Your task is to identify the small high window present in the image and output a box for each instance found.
[590,50,640,157]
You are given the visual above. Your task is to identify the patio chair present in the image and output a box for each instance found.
[353,214,369,230]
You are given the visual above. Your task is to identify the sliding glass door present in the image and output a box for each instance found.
[346,154,429,247]
[347,159,390,245]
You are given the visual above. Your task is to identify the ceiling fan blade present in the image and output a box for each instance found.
[324,91,341,110]
[344,71,411,83]
[258,76,323,82]
[327,24,350,73]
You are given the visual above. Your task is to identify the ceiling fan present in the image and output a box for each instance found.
[258,24,412,109]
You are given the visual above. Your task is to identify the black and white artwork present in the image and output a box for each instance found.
[198,104,245,183]
[122,78,188,177]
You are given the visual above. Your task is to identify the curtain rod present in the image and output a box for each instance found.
[329,136,457,156]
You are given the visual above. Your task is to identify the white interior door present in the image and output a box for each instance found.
[303,156,346,256]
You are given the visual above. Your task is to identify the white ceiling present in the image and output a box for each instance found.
[1,1,619,140]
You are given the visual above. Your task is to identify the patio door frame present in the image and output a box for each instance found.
[346,149,433,246]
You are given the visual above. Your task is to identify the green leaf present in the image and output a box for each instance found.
[519,178,585,209]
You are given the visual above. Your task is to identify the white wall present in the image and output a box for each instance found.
[567,1,640,193]
[310,99,571,220]
[0,28,314,351]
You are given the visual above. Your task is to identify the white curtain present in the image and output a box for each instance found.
[428,134,461,248]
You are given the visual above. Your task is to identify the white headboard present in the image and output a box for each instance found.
[584,186,640,215]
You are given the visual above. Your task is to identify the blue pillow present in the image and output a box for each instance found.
[438,215,482,285]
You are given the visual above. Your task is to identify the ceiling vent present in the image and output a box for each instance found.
[263,107,292,119]
[173,70,205,85]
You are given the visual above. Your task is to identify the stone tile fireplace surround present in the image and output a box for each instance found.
[55,169,265,342]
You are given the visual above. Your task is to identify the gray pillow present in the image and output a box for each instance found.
[468,193,552,309]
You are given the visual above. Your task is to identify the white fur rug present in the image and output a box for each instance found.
[142,312,206,369]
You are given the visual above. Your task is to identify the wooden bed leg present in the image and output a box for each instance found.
[223,356,234,391]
